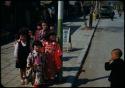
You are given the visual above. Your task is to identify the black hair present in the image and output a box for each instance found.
[40,20,48,25]
[44,32,57,41]
[112,48,123,58]
[33,41,42,47]
[18,27,29,36]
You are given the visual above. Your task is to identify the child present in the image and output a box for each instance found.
[43,32,62,81]
[34,21,49,42]
[105,48,124,87]
[14,29,30,85]
[27,41,45,87]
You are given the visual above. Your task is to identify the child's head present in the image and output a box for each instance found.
[18,27,28,42]
[33,41,42,52]
[19,34,27,42]
[111,48,122,60]
[41,20,48,30]
[46,32,57,42]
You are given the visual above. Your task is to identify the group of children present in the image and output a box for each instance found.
[14,20,62,87]
[13,18,124,88]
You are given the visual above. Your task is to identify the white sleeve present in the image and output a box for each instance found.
[14,42,18,58]
[27,53,32,67]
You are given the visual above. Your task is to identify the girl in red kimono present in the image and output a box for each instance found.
[42,32,62,81]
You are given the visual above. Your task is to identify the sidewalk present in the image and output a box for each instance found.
[1,17,99,87]
[51,17,100,87]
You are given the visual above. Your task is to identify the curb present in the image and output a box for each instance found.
[71,18,100,87]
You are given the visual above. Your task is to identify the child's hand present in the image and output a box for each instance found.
[109,59,113,64]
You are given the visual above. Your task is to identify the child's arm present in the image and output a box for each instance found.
[105,60,114,71]
[14,42,19,60]
[27,53,33,68]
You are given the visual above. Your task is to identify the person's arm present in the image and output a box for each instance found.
[14,42,18,59]
[105,60,114,71]
[27,53,33,68]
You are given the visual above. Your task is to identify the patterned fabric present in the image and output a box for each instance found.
[42,41,62,79]
[34,29,47,42]
[27,50,45,85]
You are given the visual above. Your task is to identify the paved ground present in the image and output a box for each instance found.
[49,16,99,87]
[75,11,124,87]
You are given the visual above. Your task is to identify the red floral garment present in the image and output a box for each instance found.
[42,41,62,79]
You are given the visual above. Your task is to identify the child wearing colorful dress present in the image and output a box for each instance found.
[27,41,45,87]
[34,21,50,42]
[43,32,62,81]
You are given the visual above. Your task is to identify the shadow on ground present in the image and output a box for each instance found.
[62,67,79,71]
[63,56,78,61]
[70,48,83,52]
[51,76,77,86]
[43,76,77,87]
[73,75,109,87]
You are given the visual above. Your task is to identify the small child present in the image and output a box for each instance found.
[34,21,49,42]
[14,29,30,85]
[105,48,124,87]
[43,32,62,81]
[27,41,45,87]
